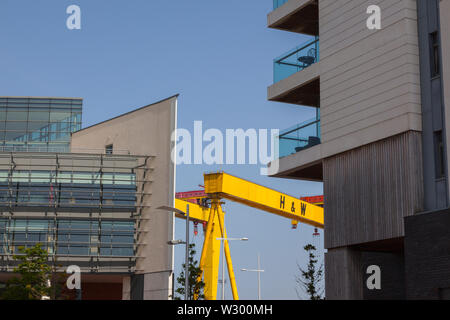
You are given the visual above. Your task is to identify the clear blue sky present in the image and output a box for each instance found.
[0,0,323,300]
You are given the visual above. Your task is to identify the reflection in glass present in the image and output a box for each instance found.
[0,98,82,152]
[0,218,135,258]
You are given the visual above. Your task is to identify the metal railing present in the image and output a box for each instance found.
[274,37,319,83]
[0,145,70,153]
[278,117,321,158]
[71,147,131,155]
[0,145,131,155]
[273,0,289,9]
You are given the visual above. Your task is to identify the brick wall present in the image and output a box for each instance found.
[405,208,450,299]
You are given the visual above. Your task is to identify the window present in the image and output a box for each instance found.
[430,32,440,77]
[105,144,113,155]
[69,245,89,256]
[434,130,446,179]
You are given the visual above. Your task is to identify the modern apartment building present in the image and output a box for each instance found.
[268,0,450,299]
[0,96,177,300]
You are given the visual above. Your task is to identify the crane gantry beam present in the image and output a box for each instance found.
[204,172,324,228]
[174,172,324,301]
[174,198,209,222]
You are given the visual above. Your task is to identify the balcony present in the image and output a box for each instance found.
[268,37,320,107]
[268,114,322,181]
[273,0,289,9]
[274,37,319,83]
[278,116,320,158]
[268,0,319,36]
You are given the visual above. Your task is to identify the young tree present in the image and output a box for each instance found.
[2,243,52,300]
[49,263,72,300]
[296,244,324,300]
[174,243,205,300]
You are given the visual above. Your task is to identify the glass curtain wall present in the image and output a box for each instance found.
[0,218,135,257]
[0,97,82,152]
[0,152,151,272]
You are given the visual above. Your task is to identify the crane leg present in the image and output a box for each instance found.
[196,199,221,300]
[203,211,221,300]
[197,204,216,282]
[217,203,239,300]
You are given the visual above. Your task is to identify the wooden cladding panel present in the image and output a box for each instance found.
[324,131,423,249]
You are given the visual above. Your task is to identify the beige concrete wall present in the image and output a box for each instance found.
[268,62,320,101]
[71,95,178,300]
[319,0,422,159]
[440,0,450,201]
[268,143,321,177]
[122,276,131,300]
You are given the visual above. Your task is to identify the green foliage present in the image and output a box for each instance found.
[296,244,324,300]
[49,268,71,300]
[2,243,52,300]
[174,243,205,300]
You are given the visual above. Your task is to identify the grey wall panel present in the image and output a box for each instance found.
[417,0,449,210]
[326,249,406,300]
[439,0,450,202]
[324,132,424,249]
[362,252,405,300]
[325,247,363,300]
[130,274,144,300]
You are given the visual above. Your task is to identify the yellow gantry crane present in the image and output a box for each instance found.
[174,172,324,300]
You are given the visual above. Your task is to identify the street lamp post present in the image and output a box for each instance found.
[185,205,190,300]
[158,204,190,300]
[216,237,248,300]
[241,253,264,300]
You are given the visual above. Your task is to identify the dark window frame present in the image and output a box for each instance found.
[105,144,113,155]
[434,130,445,179]
[430,32,441,77]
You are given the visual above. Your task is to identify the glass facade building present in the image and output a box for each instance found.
[0,99,150,273]
[0,97,82,152]
[0,152,150,272]
[0,218,135,257]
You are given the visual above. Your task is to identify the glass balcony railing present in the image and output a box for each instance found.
[273,0,289,9]
[274,37,319,83]
[278,117,321,158]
